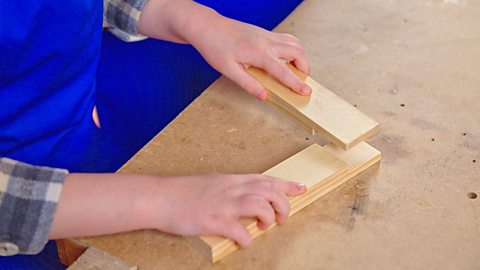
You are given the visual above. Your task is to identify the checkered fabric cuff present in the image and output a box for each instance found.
[104,0,149,42]
[0,158,68,255]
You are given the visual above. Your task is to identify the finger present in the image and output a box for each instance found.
[272,41,310,76]
[214,218,252,248]
[241,180,291,224]
[222,174,280,198]
[224,63,268,100]
[259,54,311,96]
[277,33,301,45]
[249,175,307,197]
[237,195,276,230]
[280,180,308,197]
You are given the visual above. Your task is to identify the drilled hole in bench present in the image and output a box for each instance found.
[467,192,477,199]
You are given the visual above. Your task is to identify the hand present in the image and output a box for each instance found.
[189,17,312,100]
[138,0,312,100]
[51,173,305,248]
[146,174,307,247]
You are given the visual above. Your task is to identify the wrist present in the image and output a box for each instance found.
[131,175,167,230]
[138,0,223,45]
[175,3,224,46]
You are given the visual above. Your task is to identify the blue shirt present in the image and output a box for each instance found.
[0,0,147,255]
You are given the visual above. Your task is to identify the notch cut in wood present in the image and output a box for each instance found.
[247,65,379,150]
[187,142,381,262]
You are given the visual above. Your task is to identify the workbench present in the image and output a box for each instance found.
[58,0,480,268]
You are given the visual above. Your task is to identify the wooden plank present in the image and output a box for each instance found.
[188,142,380,262]
[261,143,347,189]
[187,143,347,262]
[197,143,348,262]
[266,97,317,135]
[248,65,379,150]
[67,247,138,270]
[56,239,89,266]
[289,142,381,213]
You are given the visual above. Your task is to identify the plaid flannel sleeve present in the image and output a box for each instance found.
[0,158,68,256]
[104,0,149,42]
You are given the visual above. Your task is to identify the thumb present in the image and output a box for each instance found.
[226,63,268,100]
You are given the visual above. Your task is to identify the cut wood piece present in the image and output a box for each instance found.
[187,144,347,262]
[266,97,317,135]
[262,143,348,188]
[56,239,89,266]
[289,142,381,214]
[248,65,379,150]
[188,142,380,263]
[67,247,138,270]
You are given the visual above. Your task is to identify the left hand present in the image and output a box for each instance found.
[138,0,312,100]
[189,16,312,100]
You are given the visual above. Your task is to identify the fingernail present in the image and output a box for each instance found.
[296,183,307,191]
[302,86,312,95]
[257,90,267,100]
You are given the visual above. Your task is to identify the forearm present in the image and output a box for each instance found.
[48,171,305,248]
[137,0,222,44]
[49,173,157,239]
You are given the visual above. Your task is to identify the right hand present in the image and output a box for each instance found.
[145,174,307,247]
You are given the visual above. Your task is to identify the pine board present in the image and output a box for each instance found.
[189,142,380,262]
[248,65,379,150]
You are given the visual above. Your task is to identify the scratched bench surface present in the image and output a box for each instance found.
[76,1,480,269]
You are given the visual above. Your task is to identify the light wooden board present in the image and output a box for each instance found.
[189,143,348,262]
[248,65,379,150]
[190,142,380,262]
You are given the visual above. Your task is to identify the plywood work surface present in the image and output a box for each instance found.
[76,0,480,269]
[67,247,137,270]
